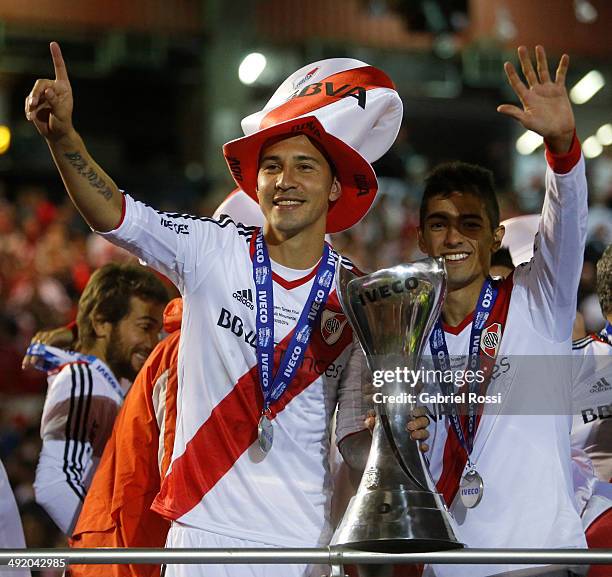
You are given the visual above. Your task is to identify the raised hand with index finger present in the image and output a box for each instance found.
[497,45,575,154]
[25,42,74,142]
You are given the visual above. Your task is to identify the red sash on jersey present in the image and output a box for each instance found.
[151,291,353,521]
[585,507,612,576]
[435,273,514,507]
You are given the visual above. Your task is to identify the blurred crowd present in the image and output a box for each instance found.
[0,148,611,559]
[0,182,140,562]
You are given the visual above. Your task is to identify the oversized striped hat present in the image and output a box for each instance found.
[222,58,403,233]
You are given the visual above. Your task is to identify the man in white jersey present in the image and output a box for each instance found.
[571,246,612,576]
[414,46,588,576]
[34,263,167,534]
[0,459,30,577]
[491,220,612,575]
[572,244,612,482]
[25,46,430,576]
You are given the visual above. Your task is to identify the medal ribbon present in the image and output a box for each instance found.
[600,321,612,346]
[429,278,498,459]
[252,229,336,413]
[26,343,125,400]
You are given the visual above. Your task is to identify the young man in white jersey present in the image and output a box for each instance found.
[486,220,611,575]
[571,245,612,577]
[33,263,167,535]
[416,46,588,576]
[572,244,612,483]
[25,46,431,576]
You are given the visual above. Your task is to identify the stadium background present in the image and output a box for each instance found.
[0,1,610,572]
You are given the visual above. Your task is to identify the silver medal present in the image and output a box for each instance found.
[257,414,274,453]
[459,469,484,508]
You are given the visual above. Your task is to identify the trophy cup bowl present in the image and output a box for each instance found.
[331,257,462,553]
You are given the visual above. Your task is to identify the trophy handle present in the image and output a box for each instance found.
[335,264,376,371]
[335,263,355,320]
[379,412,430,492]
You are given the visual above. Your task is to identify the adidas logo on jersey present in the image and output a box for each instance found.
[590,377,611,394]
[233,289,254,310]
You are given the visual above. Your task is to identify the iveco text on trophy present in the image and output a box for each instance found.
[331,258,462,552]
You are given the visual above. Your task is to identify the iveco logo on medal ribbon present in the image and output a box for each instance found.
[296,325,312,345]
[255,266,268,285]
[258,326,272,348]
[480,322,502,358]
[318,269,333,288]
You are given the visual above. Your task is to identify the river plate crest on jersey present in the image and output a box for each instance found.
[321,309,348,346]
[481,322,502,358]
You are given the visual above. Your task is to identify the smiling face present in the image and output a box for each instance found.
[104,296,164,381]
[256,134,341,239]
[418,191,505,292]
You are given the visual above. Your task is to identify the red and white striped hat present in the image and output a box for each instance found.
[222,58,403,233]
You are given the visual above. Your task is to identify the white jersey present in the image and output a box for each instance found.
[571,329,612,482]
[0,459,30,577]
[101,202,365,547]
[423,149,588,577]
[570,328,612,532]
[34,356,125,535]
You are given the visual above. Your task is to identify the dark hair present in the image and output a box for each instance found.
[76,263,168,349]
[420,162,500,230]
[490,247,514,271]
[597,244,612,317]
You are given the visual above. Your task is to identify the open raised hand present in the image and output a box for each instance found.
[25,42,74,142]
[497,45,575,153]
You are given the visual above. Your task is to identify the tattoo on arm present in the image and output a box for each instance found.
[64,152,114,200]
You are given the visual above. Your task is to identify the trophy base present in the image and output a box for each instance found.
[331,489,463,553]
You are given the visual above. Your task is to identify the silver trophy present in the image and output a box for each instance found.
[331,258,462,552]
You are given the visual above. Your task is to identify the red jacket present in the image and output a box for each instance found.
[69,299,182,577]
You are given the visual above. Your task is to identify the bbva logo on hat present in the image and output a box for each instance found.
[223,58,403,233]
